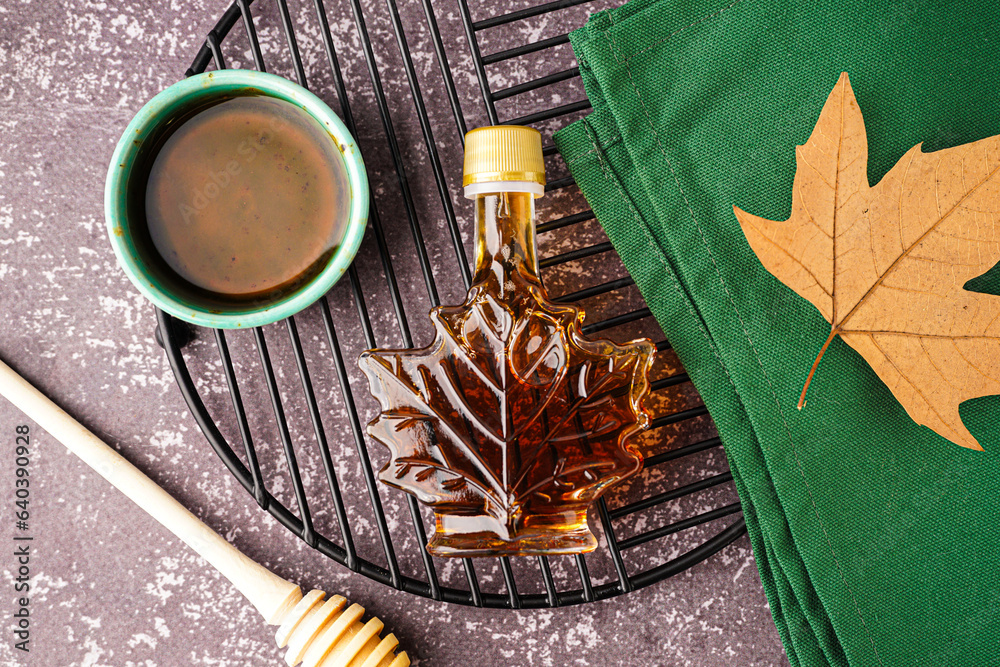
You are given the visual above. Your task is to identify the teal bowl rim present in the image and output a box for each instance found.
[104,70,369,329]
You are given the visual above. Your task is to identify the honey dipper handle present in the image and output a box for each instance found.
[0,357,301,625]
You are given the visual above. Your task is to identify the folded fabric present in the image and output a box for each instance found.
[554,1,1000,665]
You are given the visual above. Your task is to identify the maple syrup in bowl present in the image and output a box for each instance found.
[106,70,368,328]
[143,95,350,303]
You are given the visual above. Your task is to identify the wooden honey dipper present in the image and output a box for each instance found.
[0,358,409,667]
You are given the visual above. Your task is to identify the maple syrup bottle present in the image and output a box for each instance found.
[359,126,655,557]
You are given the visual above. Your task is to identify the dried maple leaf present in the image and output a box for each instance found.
[359,271,654,553]
[734,72,1000,450]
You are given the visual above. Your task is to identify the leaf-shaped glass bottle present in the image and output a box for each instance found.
[359,126,655,557]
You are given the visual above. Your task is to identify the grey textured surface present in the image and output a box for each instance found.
[0,1,788,665]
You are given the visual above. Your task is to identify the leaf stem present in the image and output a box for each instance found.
[798,329,838,409]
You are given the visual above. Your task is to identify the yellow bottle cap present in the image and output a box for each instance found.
[462,125,546,190]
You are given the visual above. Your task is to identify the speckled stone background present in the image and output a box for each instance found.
[0,1,788,665]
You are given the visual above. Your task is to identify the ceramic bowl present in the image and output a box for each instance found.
[105,69,368,328]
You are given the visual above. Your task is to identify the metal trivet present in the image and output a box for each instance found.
[156,0,746,608]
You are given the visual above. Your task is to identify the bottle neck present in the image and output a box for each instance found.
[472,190,540,297]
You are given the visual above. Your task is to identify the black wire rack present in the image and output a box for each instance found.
[156,0,746,609]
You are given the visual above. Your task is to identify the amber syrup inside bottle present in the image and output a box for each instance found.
[359,126,655,557]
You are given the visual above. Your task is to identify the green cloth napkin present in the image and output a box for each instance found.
[553,1,1000,665]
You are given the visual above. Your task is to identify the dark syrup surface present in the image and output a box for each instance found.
[135,94,350,307]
